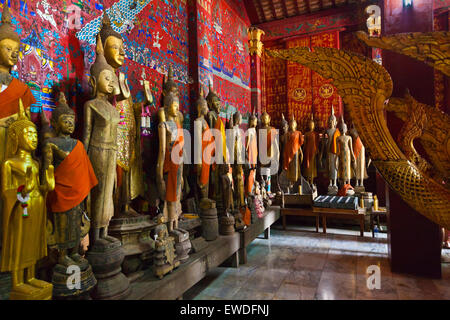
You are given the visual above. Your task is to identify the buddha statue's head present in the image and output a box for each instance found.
[328,105,337,129]
[206,82,221,113]
[249,112,257,128]
[51,92,75,136]
[288,115,297,131]
[196,87,208,118]
[281,113,288,134]
[261,111,271,127]
[8,99,37,154]
[232,111,241,126]
[341,122,348,135]
[164,91,179,118]
[99,13,125,70]
[162,65,179,98]
[308,114,315,132]
[0,5,20,73]
[90,34,117,97]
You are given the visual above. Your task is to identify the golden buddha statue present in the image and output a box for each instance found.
[259,110,279,194]
[206,83,228,207]
[231,111,245,208]
[303,114,320,186]
[156,90,184,232]
[335,119,356,186]
[245,112,258,196]
[46,92,98,266]
[282,116,303,190]
[1,99,54,300]
[161,66,184,127]
[99,13,144,216]
[83,34,120,242]
[321,106,340,194]
[194,87,213,202]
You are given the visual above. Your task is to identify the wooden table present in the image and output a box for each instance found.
[370,207,387,237]
[313,207,366,237]
[238,206,280,264]
[280,207,319,232]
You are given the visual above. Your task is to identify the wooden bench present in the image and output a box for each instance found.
[280,207,319,232]
[313,207,366,237]
[238,206,280,264]
[127,232,240,300]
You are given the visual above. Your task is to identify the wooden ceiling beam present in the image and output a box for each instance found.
[281,0,289,18]
[331,0,336,7]
[319,0,324,10]
[243,0,261,25]
[294,0,301,15]
[305,0,311,13]
[269,0,277,21]
[255,0,266,23]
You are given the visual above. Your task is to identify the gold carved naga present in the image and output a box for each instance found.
[267,34,450,229]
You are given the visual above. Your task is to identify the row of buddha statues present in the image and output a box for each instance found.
[0,5,371,300]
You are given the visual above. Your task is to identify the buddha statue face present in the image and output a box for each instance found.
[328,116,336,129]
[261,113,270,126]
[210,96,221,113]
[97,69,116,95]
[18,125,38,152]
[249,116,257,128]
[289,119,297,131]
[308,119,315,132]
[166,94,179,118]
[233,112,241,126]
[56,114,75,135]
[0,38,20,71]
[197,100,208,118]
[104,36,125,69]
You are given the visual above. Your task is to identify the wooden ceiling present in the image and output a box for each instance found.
[244,0,359,25]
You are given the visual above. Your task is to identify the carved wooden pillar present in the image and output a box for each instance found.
[381,0,442,278]
[248,27,264,114]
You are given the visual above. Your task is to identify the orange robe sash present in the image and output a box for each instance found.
[163,122,184,202]
[48,141,98,213]
[304,131,319,169]
[0,78,36,119]
[200,123,214,186]
[353,136,363,160]
[330,129,341,154]
[245,130,258,195]
[283,131,303,171]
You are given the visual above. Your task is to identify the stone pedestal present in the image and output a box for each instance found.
[108,212,155,278]
[200,200,219,241]
[52,262,96,299]
[86,238,131,300]
[219,215,235,235]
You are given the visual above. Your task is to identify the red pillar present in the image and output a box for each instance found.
[381,0,442,278]
[248,27,264,114]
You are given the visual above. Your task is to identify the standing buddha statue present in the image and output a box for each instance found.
[336,119,356,186]
[46,92,98,266]
[259,110,279,194]
[321,106,340,194]
[303,114,320,187]
[245,112,258,196]
[231,111,245,208]
[99,13,144,216]
[156,90,184,232]
[282,116,303,192]
[349,124,370,190]
[194,87,213,203]
[83,34,120,242]
[1,99,54,300]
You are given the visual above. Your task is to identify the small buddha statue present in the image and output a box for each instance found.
[194,87,213,202]
[321,106,341,194]
[99,13,144,216]
[82,34,120,243]
[336,118,356,186]
[46,92,98,266]
[245,112,258,196]
[303,114,320,186]
[206,83,227,205]
[283,116,303,192]
[259,110,279,194]
[153,214,179,279]
[1,99,54,300]
[156,90,184,232]
[349,124,370,189]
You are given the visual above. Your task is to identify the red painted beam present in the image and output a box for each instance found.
[243,0,261,24]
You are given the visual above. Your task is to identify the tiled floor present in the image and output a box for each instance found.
[184,225,450,300]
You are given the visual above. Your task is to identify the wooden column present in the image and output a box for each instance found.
[381,0,442,278]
